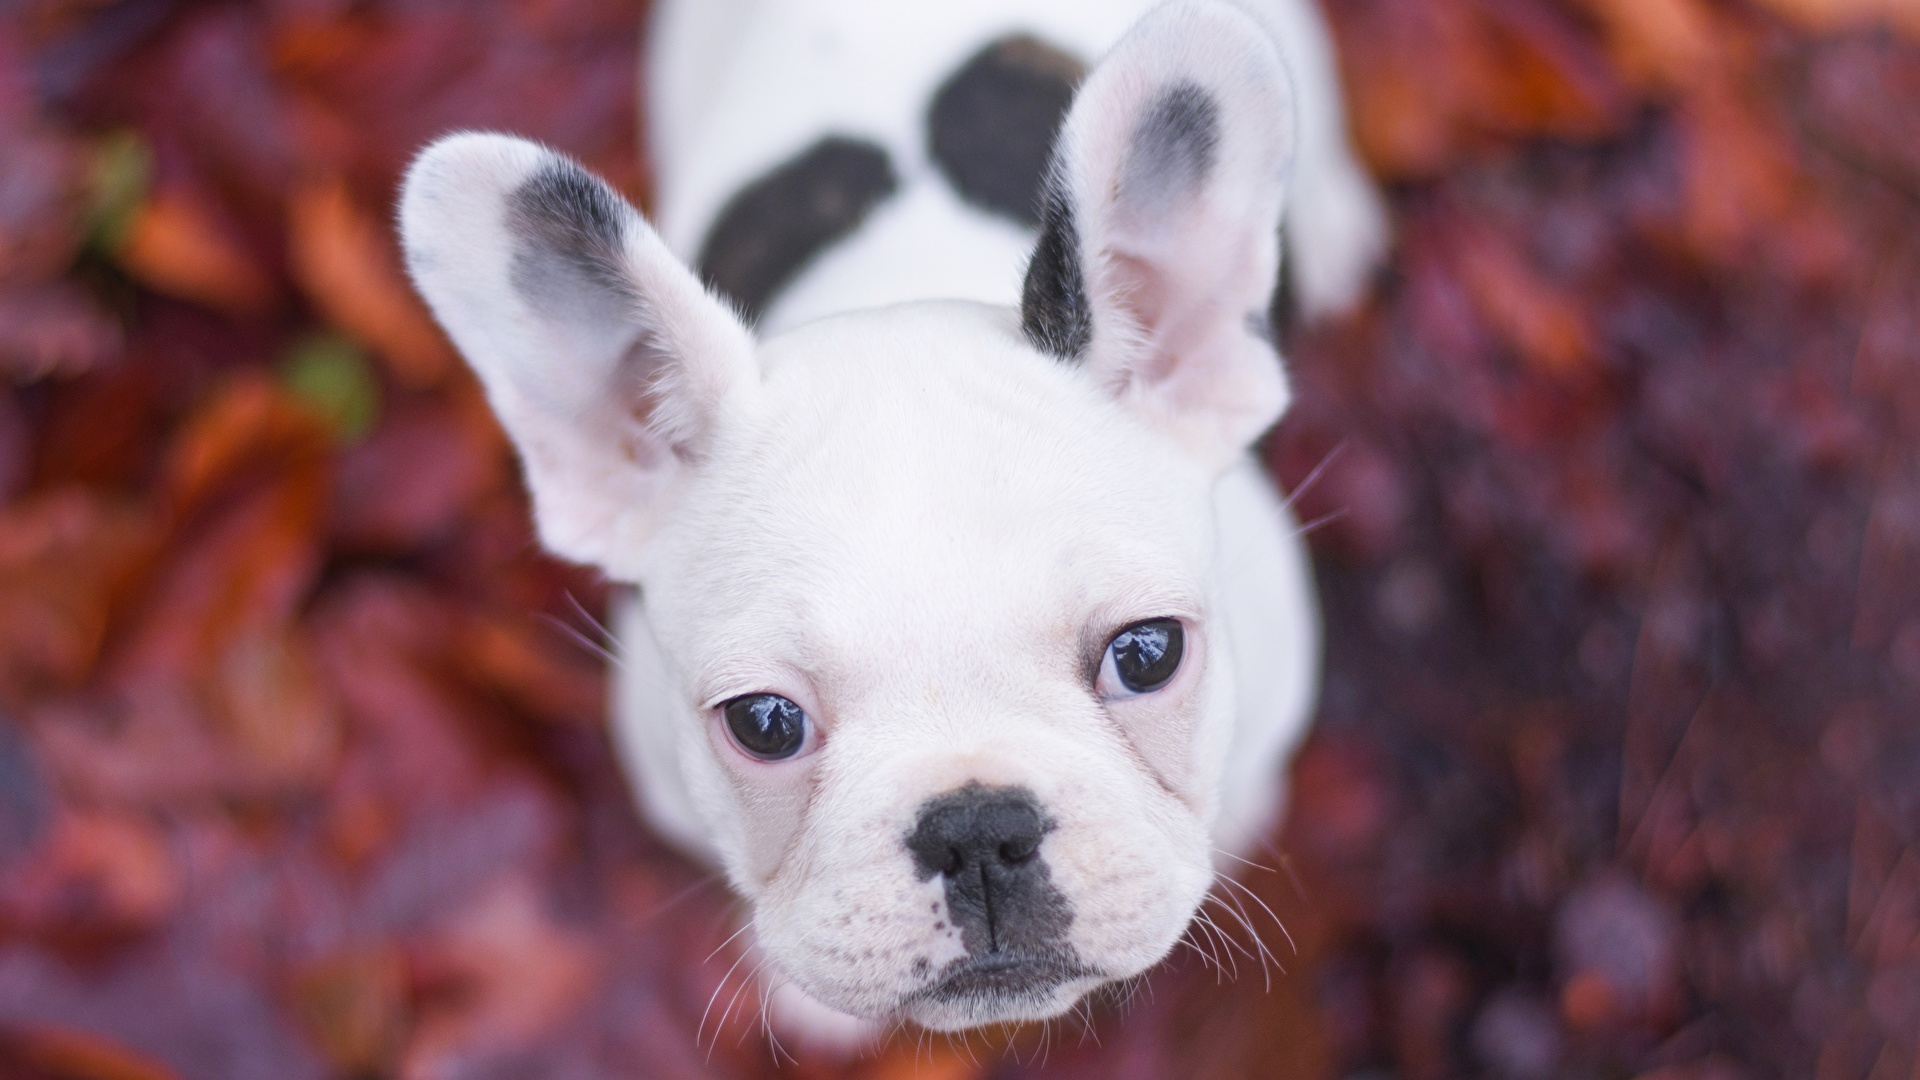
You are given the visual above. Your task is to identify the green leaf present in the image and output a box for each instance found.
[88,130,153,251]
[280,333,381,441]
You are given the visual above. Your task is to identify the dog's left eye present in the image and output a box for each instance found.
[1098,618,1185,696]
[722,693,810,760]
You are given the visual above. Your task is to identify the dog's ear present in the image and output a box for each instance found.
[1021,1,1296,468]
[401,133,756,576]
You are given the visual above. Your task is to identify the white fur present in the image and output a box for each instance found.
[648,0,1386,327]
[401,0,1381,1048]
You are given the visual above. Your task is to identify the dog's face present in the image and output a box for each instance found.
[402,2,1299,1031]
[646,303,1227,1027]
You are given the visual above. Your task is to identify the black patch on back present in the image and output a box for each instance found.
[697,137,898,323]
[507,158,639,324]
[1120,81,1221,210]
[1020,179,1091,362]
[928,35,1085,227]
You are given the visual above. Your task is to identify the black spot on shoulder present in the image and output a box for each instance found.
[507,158,639,315]
[928,35,1085,227]
[697,137,897,323]
[1121,81,1221,211]
[1020,179,1091,362]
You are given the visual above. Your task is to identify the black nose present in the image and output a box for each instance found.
[907,784,1046,878]
[906,784,1070,955]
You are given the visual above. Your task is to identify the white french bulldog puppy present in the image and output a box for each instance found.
[399,0,1384,1048]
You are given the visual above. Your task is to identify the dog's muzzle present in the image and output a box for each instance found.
[905,784,1087,1001]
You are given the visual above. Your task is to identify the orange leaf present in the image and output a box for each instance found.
[161,372,334,516]
[1331,0,1631,178]
[0,491,158,701]
[113,193,277,317]
[1452,225,1595,378]
[1678,82,1801,264]
[1572,0,1723,91]
[288,178,454,387]
[401,877,599,1079]
[2,810,183,935]
[1751,0,1920,39]
[857,1044,985,1080]
[0,1025,183,1080]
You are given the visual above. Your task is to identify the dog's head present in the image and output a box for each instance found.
[401,2,1299,1032]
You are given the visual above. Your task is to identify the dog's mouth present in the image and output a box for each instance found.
[909,951,1100,1006]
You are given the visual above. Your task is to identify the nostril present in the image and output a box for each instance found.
[906,784,1053,882]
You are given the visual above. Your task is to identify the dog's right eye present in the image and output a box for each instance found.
[722,693,810,760]
[1099,618,1185,696]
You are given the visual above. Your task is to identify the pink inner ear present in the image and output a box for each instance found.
[1103,203,1266,390]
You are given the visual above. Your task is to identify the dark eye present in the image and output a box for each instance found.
[722,693,810,760]
[1103,618,1185,695]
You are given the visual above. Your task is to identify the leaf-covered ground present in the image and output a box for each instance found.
[1,1,1916,1078]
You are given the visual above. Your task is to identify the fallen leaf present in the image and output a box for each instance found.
[328,389,504,552]
[858,1043,985,1080]
[0,809,182,939]
[457,612,607,727]
[0,281,122,382]
[289,946,410,1077]
[1751,0,1920,39]
[1330,0,1631,178]
[1451,222,1596,378]
[160,370,333,516]
[112,189,278,317]
[278,331,381,441]
[1570,0,1723,92]
[0,491,158,703]
[400,875,598,1080]
[0,120,89,285]
[287,178,455,387]
[0,1025,183,1080]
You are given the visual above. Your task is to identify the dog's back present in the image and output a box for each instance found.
[646,0,1384,335]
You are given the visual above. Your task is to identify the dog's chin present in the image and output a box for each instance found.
[901,953,1109,1032]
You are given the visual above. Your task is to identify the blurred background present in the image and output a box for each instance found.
[0,0,1916,1077]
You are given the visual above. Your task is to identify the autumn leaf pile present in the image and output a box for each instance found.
[0,0,1915,1078]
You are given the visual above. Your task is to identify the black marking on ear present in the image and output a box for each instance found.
[1121,81,1221,210]
[928,35,1085,227]
[507,158,639,319]
[1020,179,1091,362]
[697,137,897,323]
[1246,309,1277,347]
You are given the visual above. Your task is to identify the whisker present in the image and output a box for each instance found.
[697,944,756,1053]
[1219,872,1299,959]
[1182,907,1228,976]
[1213,846,1278,874]
[722,956,772,1048]
[535,611,626,668]
[1208,887,1276,991]
[637,870,725,926]
[564,588,620,648]
[1280,439,1347,512]
[703,919,754,965]
[1293,506,1349,538]
[1197,906,1256,966]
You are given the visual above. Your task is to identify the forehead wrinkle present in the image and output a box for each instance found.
[672,302,1212,697]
